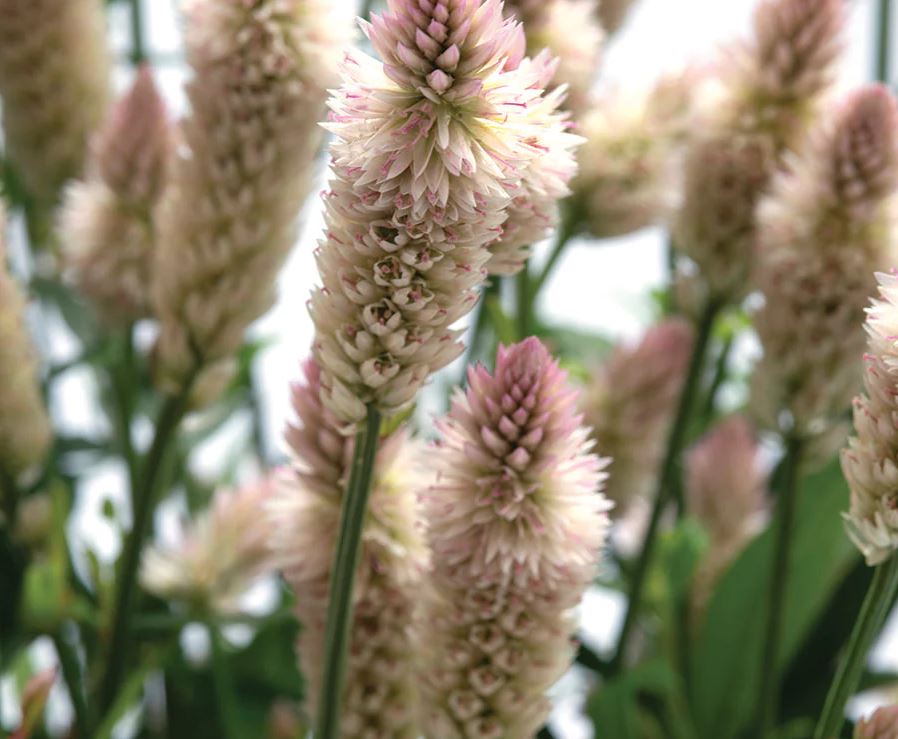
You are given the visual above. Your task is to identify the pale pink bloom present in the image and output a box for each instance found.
[0,0,110,203]
[687,417,767,615]
[61,68,172,323]
[153,0,353,402]
[311,0,572,426]
[856,706,898,739]
[269,359,426,737]
[0,206,51,484]
[597,0,638,35]
[140,479,277,614]
[418,338,610,737]
[504,0,604,115]
[752,85,898,443]
[582,319,694,514]
[673,0,844,301]
[842,273,898,566]
[575,67,705,238]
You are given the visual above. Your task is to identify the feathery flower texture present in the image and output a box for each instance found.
[418,338,610,738]
[311,0,577,425]
[153,0,352,399]
[0,0,110,203]
[752,85,898,438]
[0,206,52,484]
[61,68,172,323]
[270,359,426,737]
[582,319,693,513]
[673,0,843,300]
[140,479,277,614]
[855,706,898,739]
[842,273,898,566]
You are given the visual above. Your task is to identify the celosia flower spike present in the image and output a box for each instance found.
[582,319,694,513]
[269,359,426,737]
[418,338,610,737]
[0,0,110,203]
[153,0,353,402]
[311,0,578,426]
[0,206,52,484]
[842,273,898,566]
[752,85,898,441]
[61,67,172,323]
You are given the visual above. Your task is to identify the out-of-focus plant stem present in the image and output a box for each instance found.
[702,335,733,424]
[813,553,898,739]
[610,298,720,674]
[129,0,147,66]
[53,628,90,737]
[515,268,532,339]
[111,325,138,499]
[876,0,893,83]
[315,405,381,739]
[757,434,803,737]
[209,625,239,739]
[98,380,195,715]
[530,212,578,300]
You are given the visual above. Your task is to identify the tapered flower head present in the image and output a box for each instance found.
[0,206,51,483]
[0,0,110,204]
[311,0,575,426]
[856,706,898,739]
[153,0,353,402]
[752,85,898,441]
[61,67,172,323]
[418,338,610,737]
[582,319,694,513]
[269,359,426,737]
[842,273,898,566]
[673,0,844,301]
[141,478,277,614]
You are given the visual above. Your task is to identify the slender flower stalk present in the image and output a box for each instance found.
[61,67,172,323]
[752,85,898,456]
[418,338,610,738]
[153,0,352,403]
[673,0,844,302]
[0,205,52,505]
[0,0,110,205]
[269,360,426,738]
[875,0,893,84]
[310,0,572,427]
[581,318,694,515]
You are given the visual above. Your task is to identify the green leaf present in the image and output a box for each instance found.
[690,460,859,739]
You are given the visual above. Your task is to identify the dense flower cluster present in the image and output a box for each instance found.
[582,319,693,513]
[153,0,352,400]
[270,360,426,738]
[311,0,577,426]
[0,206,52,484]
[61,68,172,323]
[673,0,844,300]
[0,0,110,204]
[842,273,898,566]
[418,338,610,737]
[752,85,898,440]
[140,479,277,614]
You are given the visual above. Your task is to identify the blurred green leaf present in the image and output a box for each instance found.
[690,460,858,739]
[29,276,99,345]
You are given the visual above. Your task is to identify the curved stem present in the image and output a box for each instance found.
[530,218,576,300]
[610,299,720,673]
[98,386,193,713]
[757,434,804,737]
[875,0,893,84]
[315,406,382,739]
[813,554,898,739]
[53,628,90,737]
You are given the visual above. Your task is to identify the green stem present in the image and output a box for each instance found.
[315,406,382,739]
[515,269,532,340]
[702,335,733,424]
[876,0,893,83]
[129,0,146,65]
[111,325,138,499]
[0,462,19,523]
[610,298,720,673]
[666,236,678,315]
[530,220,576,300]
[209,626,239,739]
[53,628,90,737]
[813,554,898,739]
[360,0,377,21]
[757,435,804,738]
[98,386,193,714]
